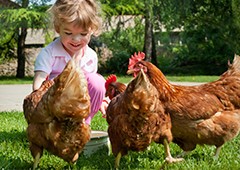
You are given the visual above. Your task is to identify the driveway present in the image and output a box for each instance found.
[0,82,204,112]
[0,84,32,112]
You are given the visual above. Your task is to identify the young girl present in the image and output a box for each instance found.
[33,0,107,125]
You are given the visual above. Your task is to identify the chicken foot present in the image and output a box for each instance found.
[214,146,222,160]
[33,152,41,170]
[163,139,184,163]
[115,152,122,169]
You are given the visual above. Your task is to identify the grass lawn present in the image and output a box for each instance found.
[0,111,240,169]
[0,75,220,85]
[0,76,34,84]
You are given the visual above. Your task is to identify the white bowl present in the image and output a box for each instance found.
[83,130,109,156]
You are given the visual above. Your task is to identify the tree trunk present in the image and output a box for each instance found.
[16,27,27,78]
[16,0,29,78]
[144,6,153,62]
[143,0,157,64]
[151,31,157,66]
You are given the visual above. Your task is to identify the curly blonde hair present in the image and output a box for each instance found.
[49,0,102,36]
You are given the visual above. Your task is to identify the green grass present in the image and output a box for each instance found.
[0,76,33,84]
[166,75,219,82]
[0,75,219,85]
[0,111,240,169]
[114,75,220,84]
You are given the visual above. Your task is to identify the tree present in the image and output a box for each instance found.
[100,0,160,64]
[150,0,240,75]
[143,0,158,66]
[17,0,29,78]
[0,0,51,78]
[143,0,153,62]
[176,0,240,74]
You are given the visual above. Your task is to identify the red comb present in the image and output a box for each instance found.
[105,74,117,90]
[128,51,145,70]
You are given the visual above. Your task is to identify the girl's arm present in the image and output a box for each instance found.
[33,71,48,91]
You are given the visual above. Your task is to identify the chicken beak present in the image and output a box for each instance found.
[132,69,148,89]
[138,69,147,83]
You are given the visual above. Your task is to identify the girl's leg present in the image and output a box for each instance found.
[84,72,106,125]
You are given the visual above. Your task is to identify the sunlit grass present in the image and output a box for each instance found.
[166,75,219,82]
[0,111,240,169]
[0,76,33,84]
[107,75,219,84]
[0,75,219,85]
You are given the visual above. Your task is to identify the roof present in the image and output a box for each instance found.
[0,0,20,8]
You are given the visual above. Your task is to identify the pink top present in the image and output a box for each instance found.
[34,37,98,80]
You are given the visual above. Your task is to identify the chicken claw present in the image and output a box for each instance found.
[165,156,184,164]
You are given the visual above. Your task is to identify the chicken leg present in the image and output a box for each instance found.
[164,139,184,163]
[33,152,41,170]
[214,146,222,160]
[115,152,122,169]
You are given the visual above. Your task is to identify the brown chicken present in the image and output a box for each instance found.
[23,59,91,169]
[106,69,182,168]
[105,74,126,100]
[127,52,240,159]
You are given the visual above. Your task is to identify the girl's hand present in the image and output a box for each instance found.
[99,100,109,118]
[33,71,48,91]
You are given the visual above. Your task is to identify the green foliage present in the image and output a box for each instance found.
[101,51,130,75]
[2,9,37,27]
[99,17,145,74]
[0,3,50,62]
[232,0,240,29]
[100,0,144,16]
[0,31,17,62]
[99,0,240,75]
[155,0,240,75]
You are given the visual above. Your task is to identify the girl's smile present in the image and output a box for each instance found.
[57,22,92,56]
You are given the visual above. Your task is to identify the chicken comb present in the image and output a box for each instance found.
[128,51,145,70]
[105,74,117,90]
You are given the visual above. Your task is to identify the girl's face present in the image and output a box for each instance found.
[57,22,92,57]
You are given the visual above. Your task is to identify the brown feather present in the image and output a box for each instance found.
[106,70,172,160]
[23,59,91,166]
[128,54,240,154]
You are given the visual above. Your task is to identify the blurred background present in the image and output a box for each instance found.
[0,0,240,78]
